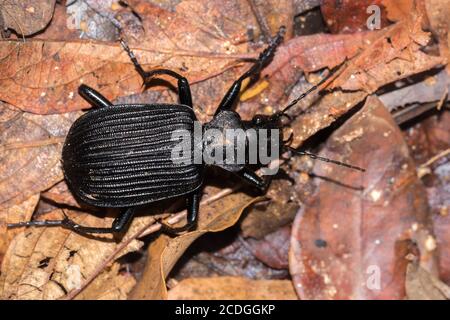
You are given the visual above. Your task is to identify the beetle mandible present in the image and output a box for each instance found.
[9,27,363,236]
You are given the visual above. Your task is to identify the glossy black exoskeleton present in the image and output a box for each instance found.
[8,27,363,236]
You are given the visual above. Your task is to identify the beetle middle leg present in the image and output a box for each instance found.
[120,40,193,107]
[214,26,285,115]
[158,191,200,235]
[8,207,136,235]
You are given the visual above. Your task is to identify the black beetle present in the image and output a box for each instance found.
[8,27,363,236]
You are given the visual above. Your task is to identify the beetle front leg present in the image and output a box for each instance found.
[120,40,193,107]
[235,167,273,194]
[214,26,285,115]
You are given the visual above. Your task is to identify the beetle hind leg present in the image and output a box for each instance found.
[7,208,135,235]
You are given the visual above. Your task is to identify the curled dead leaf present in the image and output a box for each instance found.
[289,96,436,299]
[0,103,79,209]
[0,209,155,299]
[130,191,259,299]
[0,0,56,36]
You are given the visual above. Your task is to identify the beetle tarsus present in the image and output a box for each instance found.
[215,26,286,114]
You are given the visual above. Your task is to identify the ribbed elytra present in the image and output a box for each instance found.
[62,104,203,208]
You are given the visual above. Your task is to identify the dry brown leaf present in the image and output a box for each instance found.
[0,103,79,209]
[168,276,297,300]
[0,209,154,299]
[130,191,259,299]
[406,262,450,300]
[0,0,261,114]
[245,224,291,270]
[382,0,415,22]
[289,18,444,148]
[289,96,436,299]
[331,18,441,92]
[321,0,390,34]
[0,194,39,264]
[424,0,450,73]
[240,179,298,239]
[0,0,56,36]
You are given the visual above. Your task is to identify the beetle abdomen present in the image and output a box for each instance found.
[62,104,203,207]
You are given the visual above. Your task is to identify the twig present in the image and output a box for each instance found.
[420,148,450,168]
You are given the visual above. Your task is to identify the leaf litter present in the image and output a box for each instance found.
[0,0,449,300]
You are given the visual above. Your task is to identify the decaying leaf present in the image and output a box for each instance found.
[0,103,79,209]
[321,0,389,34]
[0,0,262,114]
[168,276,297,300]
[288,18,444,148]
[289,96,436,299]
[240,179,298,239]
[404,110,450,284]
[424,0,450,70]
[379,69,449,110]
[0,194,39,264]
[406,262,450,300]
[0,209,155,299]
[0,0,56,36]
[245,225,291,270]
[130,191,259,299]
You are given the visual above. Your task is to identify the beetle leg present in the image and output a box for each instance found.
[235,167,273,194]
[79,84,113,108]
[158,191,200,236]
[7,208,135,235]
[214,26,285,115]
[120,39,193,107]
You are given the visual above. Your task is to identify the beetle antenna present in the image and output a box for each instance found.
[285,146,365,172]
[276,62,347,118]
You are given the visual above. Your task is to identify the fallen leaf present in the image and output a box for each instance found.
[289,18,444,148]
[168,276,297,300]
[379,69,449,110]
[404,110,450,284]
[130,191,259,299]
[424,0,450,71]
[0,0,56,36]
[0,209,153,299]
[0,194,39,264]
[321,0,390,34]
[289,96,436,299]
[331,18,441,92]
[406,262,450,299]
[0,1,257,114]
[240,179,298,239]
[382,0,415,22]
[245,225,291,269]
[167,227,290,281]
[0,103,79,209]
